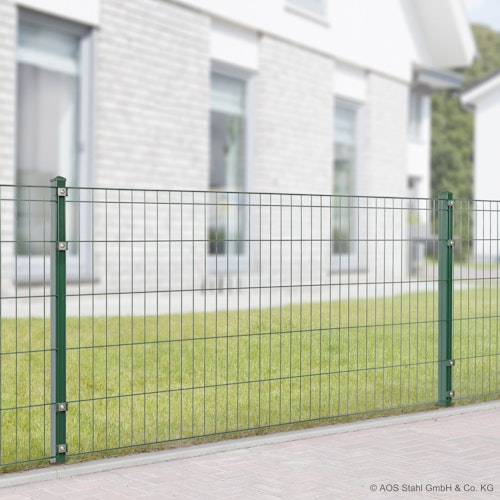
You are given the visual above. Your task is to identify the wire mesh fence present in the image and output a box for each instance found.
[1,182,499,469]
[453,199,500,402]
[0,184,53,468]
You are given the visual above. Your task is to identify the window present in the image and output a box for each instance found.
[332,100,358,257]
[287,0,327,18]
[209,71,248,261]
[408,87,425,140]
[16,11,92,279]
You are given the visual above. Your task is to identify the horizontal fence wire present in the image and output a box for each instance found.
[453,199,500,402]
[62,188,441,458]
[0,184,499,468]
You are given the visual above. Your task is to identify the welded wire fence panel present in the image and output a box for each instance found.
[60,187,443,458]
[0,185,53,467]
[4,184,500,469]
[453,199,500,401]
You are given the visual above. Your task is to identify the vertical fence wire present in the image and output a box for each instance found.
[453,198,500,401]
[3,185,500,469]
[0,185,53,467]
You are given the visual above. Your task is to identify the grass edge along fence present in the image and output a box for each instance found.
[1,180,499,470]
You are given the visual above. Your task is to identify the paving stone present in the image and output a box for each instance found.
[1,402,500,498]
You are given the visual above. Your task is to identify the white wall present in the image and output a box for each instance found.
[255,35,333,195]
[362,73,408,197]
[211,20,259,71]
[96,0,210,191]
[0,0,436,315]
[176,0,433,84]
[334,63,367,102]
[470,88,500,260]
[16,0,99,25]
[473,89,500,202]
[0,0,16,186]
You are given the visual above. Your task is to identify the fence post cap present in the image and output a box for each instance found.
[50,176,67,184]
[438,191,453,200]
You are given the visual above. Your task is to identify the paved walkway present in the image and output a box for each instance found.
[1,402,500,499]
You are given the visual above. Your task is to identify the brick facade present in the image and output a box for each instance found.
[363,73,409,198]
[255,35,333,195]
[96,0,210,191]
[0,0,418,315]
[0,0,15,185]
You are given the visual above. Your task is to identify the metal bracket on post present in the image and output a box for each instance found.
[57,402,68,413]
[50,177,67,464]
[57,444,68,454]
[438,191,454,407]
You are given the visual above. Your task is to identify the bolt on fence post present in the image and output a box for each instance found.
[50,176,68,463]
[437,191,454,406]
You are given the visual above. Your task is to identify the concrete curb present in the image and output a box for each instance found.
[1,400,499,489]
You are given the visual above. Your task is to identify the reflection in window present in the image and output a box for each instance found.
[333,103,357,255]
[209,73,246,256]
[16,16,81,255]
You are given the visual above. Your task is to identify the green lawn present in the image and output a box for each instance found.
[1,287,500,469]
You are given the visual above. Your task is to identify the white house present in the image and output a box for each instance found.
[0,0,475,315]
[461,70,500,261]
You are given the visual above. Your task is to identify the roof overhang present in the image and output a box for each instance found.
[411,0,476,68]
[461,70,500,107]
[415,68,464,90]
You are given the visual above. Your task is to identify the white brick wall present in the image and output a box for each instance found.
[0,0,415,317]
[0,2,18,310]
[250,37,334,292]
[362,73,408,198]
[360,74,410,283]
[96,0,210,191]
[255,35,333,195]
[0,0,213,315]
[0,0,16,186]
[88,0,211,309]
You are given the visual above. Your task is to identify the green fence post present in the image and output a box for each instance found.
[50,176,68,463]
[438,191,454,406]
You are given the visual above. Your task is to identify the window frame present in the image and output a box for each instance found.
[15,9,94,284]
[208,63,254,275]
